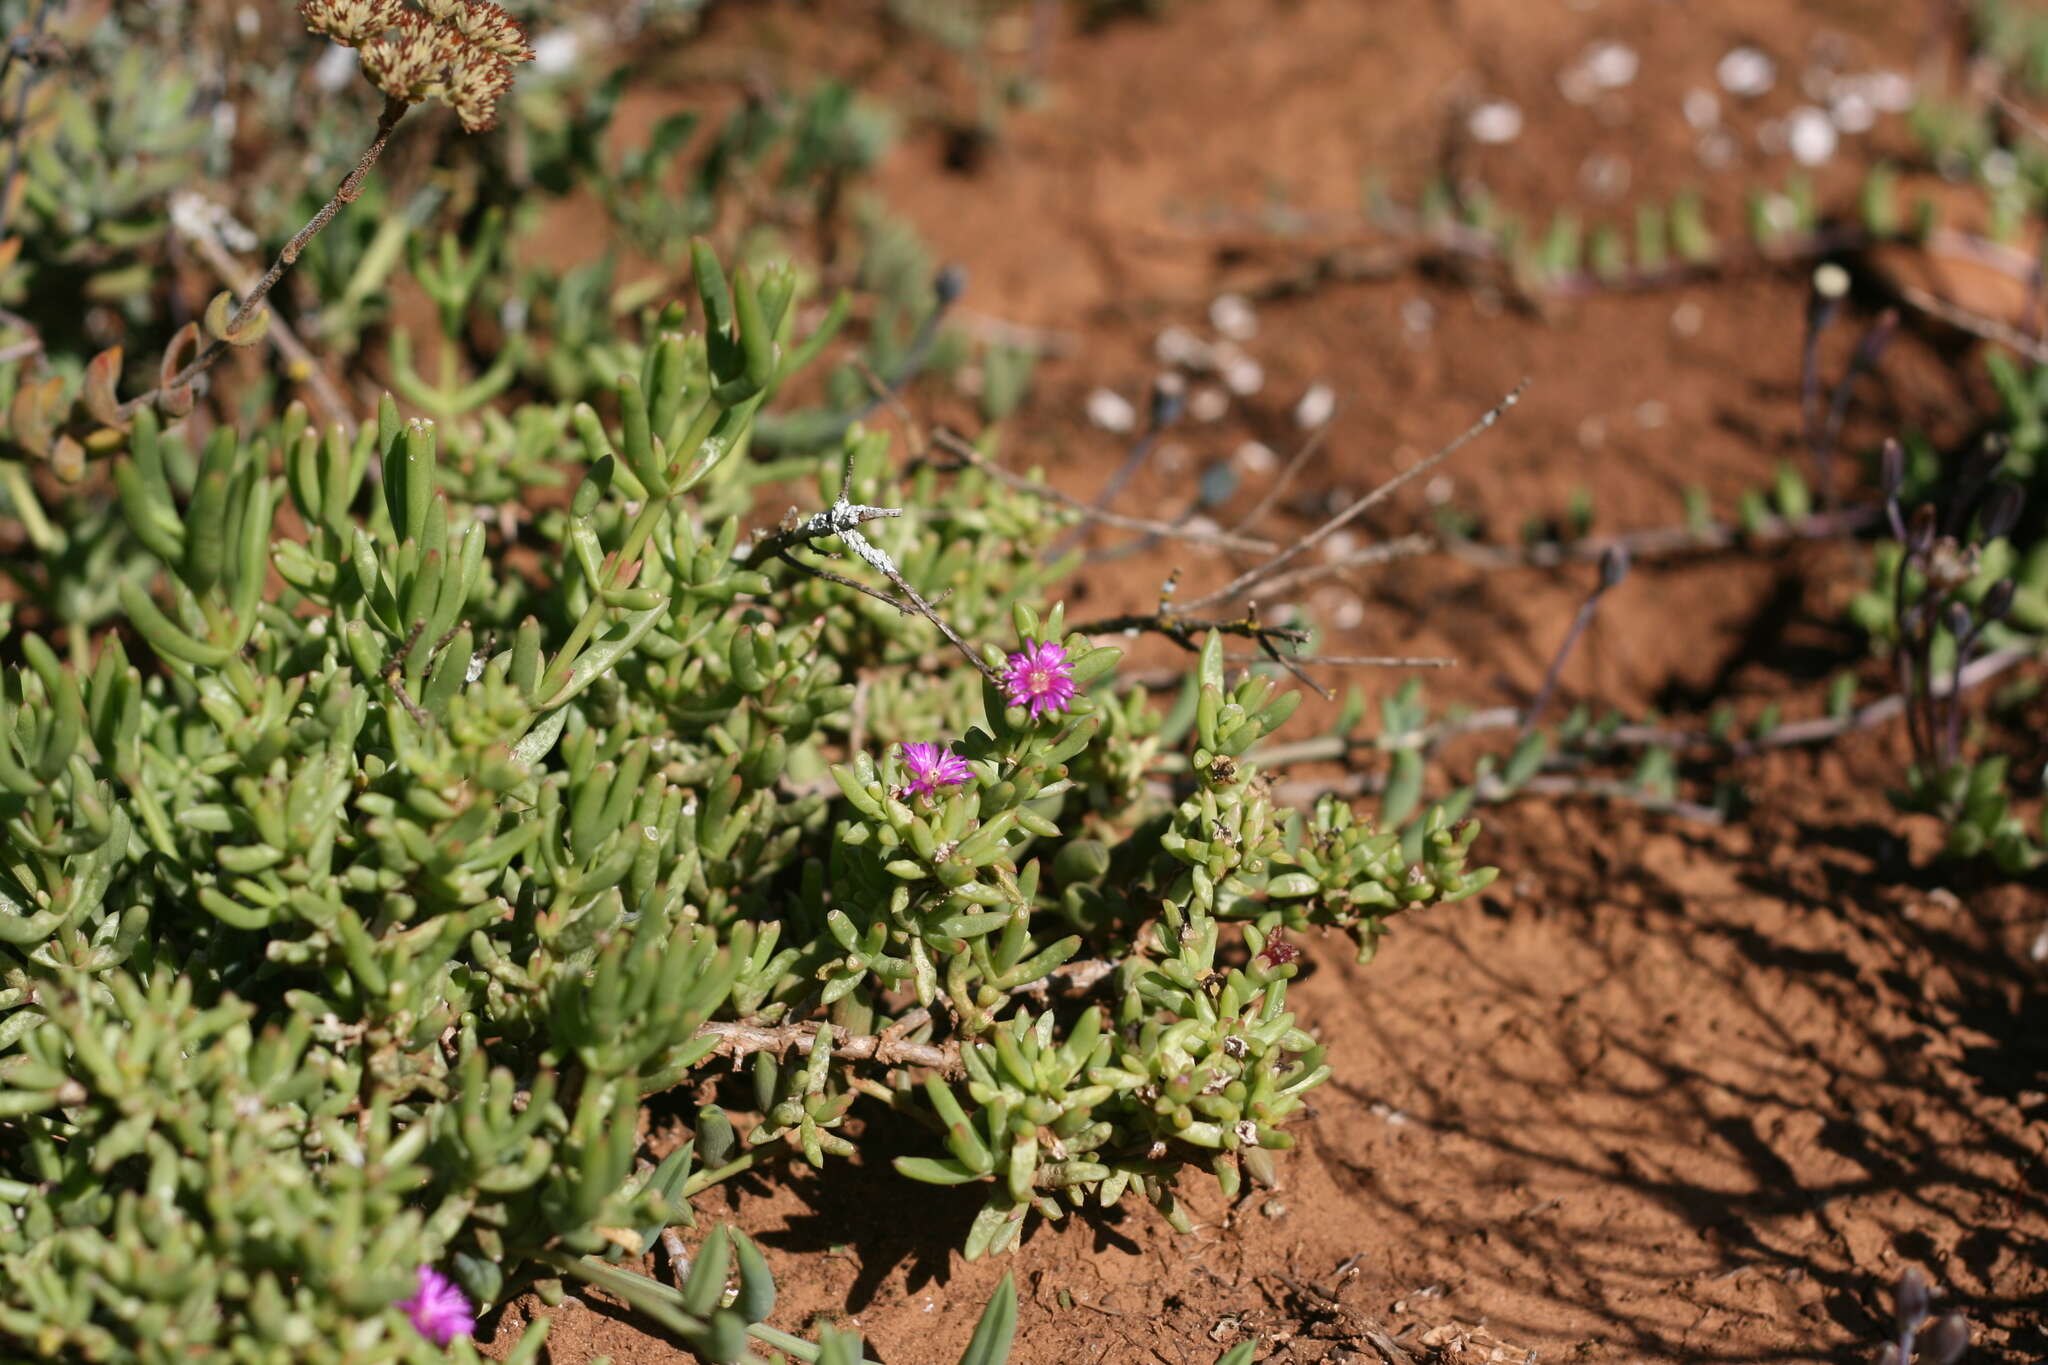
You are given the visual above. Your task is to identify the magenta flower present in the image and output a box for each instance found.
[1003,640,1078,721]
[398,1266,474,1346]
[896,741,972,799]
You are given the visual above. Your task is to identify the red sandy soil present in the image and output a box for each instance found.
[493,2,2048,1361]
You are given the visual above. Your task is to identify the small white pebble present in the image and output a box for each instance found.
[1634,399,1669,430]
[1580,151,1630,199]
[236,5,259,35]
[1557,64,1601,106]
[1683,87,1720,129]
[1153,324,1210,369]
[314,42,359,91]
[1234,441,1279,474]
[1189,386,1230,423]
[1760,193,1799,234]
[1697,129,1739,169]
[1577,415,1607,450]
[1670,301,1704,337]
[1209,293,1258,341]
[1583,40,1639,90]
[1860,69,1915,113]
[1786,106,1838,166]
[1320,530,1358,561]
[1085,388,1137,433]
[1294,382,1337,429]
[1331,597,1365,631]
[1984,149,2019,189]
[531,28,583,75]
[1467,99,1524,144]
[1717,46,1776,99]
[1221,354,1265,397]
[1813,262,1851,300]
[1830,90,1876,134]
[1400,297,1436,334]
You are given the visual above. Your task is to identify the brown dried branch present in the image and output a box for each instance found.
[1891,280,2048,365]
[174,200,356,433]
[116,97,409,421]
[696,1018,963,1078]
[1179,381,1526,614]
[694,960,1125,1079]
[930,426,1277,555]
[1440,503,1884,571]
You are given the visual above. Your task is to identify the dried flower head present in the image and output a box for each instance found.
[397,1266,473,1346]
[360,10,460,105]
[896,741,972,800]
[299,0,403,46]
[317,0,533,130]
[1003,639,1078,721]
[441,0,536,61]
[446,44,516,131]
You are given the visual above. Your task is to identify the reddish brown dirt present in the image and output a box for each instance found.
[493,1,2048,1361]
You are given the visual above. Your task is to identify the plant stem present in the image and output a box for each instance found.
[116,96,409,421]
[0,0,53,245]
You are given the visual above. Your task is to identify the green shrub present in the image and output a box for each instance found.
[0,9,1494,1359]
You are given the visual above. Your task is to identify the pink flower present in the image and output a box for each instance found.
[896,741,973,799]
[1003,640,1078,721]
[398,1266,474,1346]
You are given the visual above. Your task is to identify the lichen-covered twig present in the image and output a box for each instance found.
[749,495,1002,684]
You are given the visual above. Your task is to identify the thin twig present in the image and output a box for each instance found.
[174,198,355,432]
[1994,89,2048,148]
[695,1019,962,1078]
[1229,422,1331,535]
[1071,609,1309,652]
[693,960,1122,1078]
[930,427,1276,554]
[115,96,409,420]
[1242,642,2040,777]
[1441,502,1883,571]
[0,1,54,245]
[1892,280,2048,365]
[1180,381,1526,613]
[1265,764,1726,823]
[1042,387,1182,562]
[1522,549,1628,733]
[1241,533,1435,599]
[748,496,1000,684]
[1281,653,1457,668]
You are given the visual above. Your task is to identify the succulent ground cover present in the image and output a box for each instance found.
[4,1,2046,1363]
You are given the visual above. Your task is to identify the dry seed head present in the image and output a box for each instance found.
[299,0,403,45]
[361,11,460,104]
[446,44,516,131]
[446,0,536,61]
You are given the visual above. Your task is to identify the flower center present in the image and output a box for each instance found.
[1028,667,1052,694]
